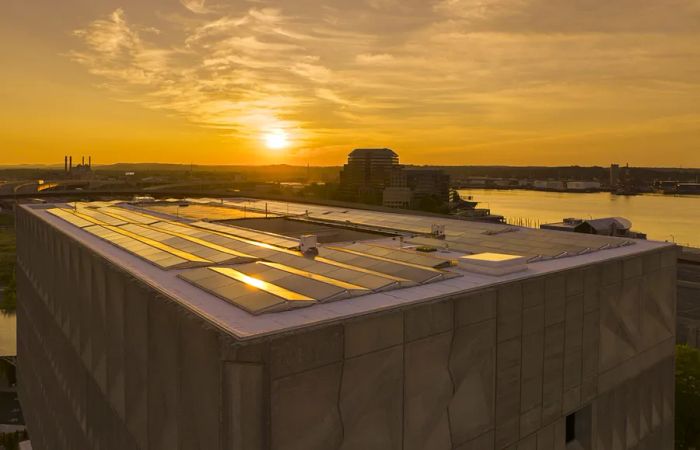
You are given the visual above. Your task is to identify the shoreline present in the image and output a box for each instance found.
[455,186,700,197]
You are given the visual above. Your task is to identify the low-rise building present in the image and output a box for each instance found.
[566,181,602,192]
[533,180,565,191]
[17,199,676,450]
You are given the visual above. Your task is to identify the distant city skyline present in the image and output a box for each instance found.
[2,0,699,166]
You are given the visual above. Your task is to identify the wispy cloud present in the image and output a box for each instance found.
[181,0,210,14]
[68,0,700,163]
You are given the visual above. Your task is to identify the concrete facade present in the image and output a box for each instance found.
[15,206,677,450]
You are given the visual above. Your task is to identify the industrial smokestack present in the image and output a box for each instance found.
[69,156,72,171]
[89,156,91,168]
[82,156,85,166]
[64,156,68,173]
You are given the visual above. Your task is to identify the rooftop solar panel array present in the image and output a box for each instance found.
[44,199,638,316]
[46,201,460,315]
[231,199,636,261]
[407,226,634,262]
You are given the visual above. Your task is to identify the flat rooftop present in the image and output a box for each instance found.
[25,198,673,340]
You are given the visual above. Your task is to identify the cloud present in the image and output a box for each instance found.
[181,0,209,14]
[68,1,700,162]
[355,53,394,64]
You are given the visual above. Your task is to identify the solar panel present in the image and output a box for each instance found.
[262,253,399,291]
[47,208,94,228]
[117,223,254,264]
[83,225,204,269]
[71,207,128,226]
[98,206,161,225]
[259,262,368,292]
[179,267,317,315]
[137,222,260,261]
[316,248,447,285]
[150,221,295,257]
[143,204,272,221]
[231,263,350,302]
[105,225,212,264]
[191,221,300,249]
[330,243,453,269]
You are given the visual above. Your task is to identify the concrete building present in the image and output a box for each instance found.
[677,247,700,348]
[16,198,676,450]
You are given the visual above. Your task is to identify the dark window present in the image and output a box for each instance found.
[564,405,592,449]
[566,412,576,443]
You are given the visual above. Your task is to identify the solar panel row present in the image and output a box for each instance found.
[191,221,300,249]
[83,225,205,270]
[46,204,457,315]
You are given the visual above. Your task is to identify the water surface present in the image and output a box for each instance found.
[459,189,700,248]
[0,314,16,356]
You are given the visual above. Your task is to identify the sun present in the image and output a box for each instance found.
[263,129,290,150]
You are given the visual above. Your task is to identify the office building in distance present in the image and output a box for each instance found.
[16,198,676,449]
[339,148,401,203]
[339,148,450,208]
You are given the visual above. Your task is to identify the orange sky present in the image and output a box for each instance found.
[1,0,699,167]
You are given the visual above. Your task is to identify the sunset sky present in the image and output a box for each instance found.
[1,0,699,167]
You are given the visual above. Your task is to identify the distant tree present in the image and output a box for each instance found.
[676,344,700,449]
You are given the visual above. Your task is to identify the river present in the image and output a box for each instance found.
[0,313,16,356]
[459,189,700,248]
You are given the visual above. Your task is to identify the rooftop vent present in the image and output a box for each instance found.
[300,234,318,254]
[458,252,527,276]
[431,224,446,239]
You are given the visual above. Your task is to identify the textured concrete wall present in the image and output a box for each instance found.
[16,209,226,450]
[264,247,677,450]
[15,207,677,450]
